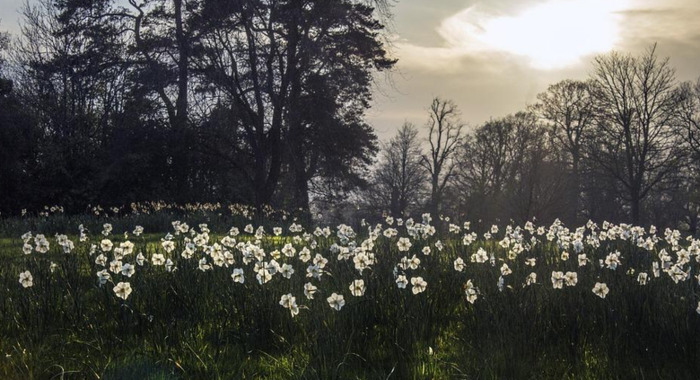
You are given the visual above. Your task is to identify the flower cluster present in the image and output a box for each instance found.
[15,216,700,318]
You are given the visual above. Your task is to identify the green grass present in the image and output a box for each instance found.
[1,214,699,379]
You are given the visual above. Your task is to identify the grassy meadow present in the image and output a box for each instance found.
[1,205,700,379]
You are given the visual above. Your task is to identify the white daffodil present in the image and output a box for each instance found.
[304,282,318,299]
[471,248,488,263]
[121,263,135,277]
[408,255,421,270]
[551,271,564,289]
[592,282,609,299]
[162,239,176,253]
[500,263,512,276]
[397,237,412,252]
[411,277,427,295]
[564,271,578,287]
[109,260,123,274]
[279,294,299,317]
[454,257,465,272]
[256,268,272,285]
[120,241,134,256]
[136,252,146,266]
[231,268,245,283]
[19,271,33,288]
[100,239,113,252]
[102,223,113,236]
[281,243,296,258]
[349,279,366,297]
[605,251,621,270]
[327,293,345,311]
[525,272,537,286]
[113,282,132,300]
[313,254,328,268]
[280,264,295,279]
[96,269,110,285]
[464,280,478,304]
[198,257,211,272]
[306,264,323,279]
[396,274,408,289]
[578,254,588,267]
[299,247,312,262]
[152,254,166,266]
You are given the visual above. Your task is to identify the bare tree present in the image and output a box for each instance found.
[421,97,464,218]
[0,24,8,70]
[455,112,566,225]
[0,25,9,95]
[677,77,700,157]
[589,45,685,223]
[532,79,595,225]
[373,122,426,217]
[454,119,512,222]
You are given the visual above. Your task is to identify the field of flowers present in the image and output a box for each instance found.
[1,206,700,379]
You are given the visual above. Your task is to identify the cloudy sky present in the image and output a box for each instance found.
[367,0,700,138]
[3,0,700,139]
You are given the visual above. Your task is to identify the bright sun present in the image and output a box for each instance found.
[439,0,629,69]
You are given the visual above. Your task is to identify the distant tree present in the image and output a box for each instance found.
[372,122,426,217]
[455,112,566,225]
[677,77,700,158]
[532,79,595,225]
[421,97,464,218]
[0,24,9,85]
[454,119,512,223]
[588,45,685,224]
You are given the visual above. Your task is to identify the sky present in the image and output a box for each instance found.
[2,0,700,140]
[367,0,700,139]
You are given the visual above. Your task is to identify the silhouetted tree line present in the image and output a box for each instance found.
[3,5,700,232]
[0,0,395,216]
[363,46,700,232]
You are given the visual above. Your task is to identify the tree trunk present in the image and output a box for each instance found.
[390,187,400,216]
[631,192,641,225]
[570,157,580,226]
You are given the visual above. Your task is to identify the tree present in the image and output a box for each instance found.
[677,77,700,157]
[57,0,201,201]
[372,122,426,217]
[455,112,566,225]
[421,97,464,218]
[12,0,128,210]
[1,24,40,214]
[0,24,9,92]
[588,45,685,224]
[532,79,595,225]
[196,0,394,210]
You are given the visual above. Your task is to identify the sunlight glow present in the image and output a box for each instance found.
[439,0,629,69]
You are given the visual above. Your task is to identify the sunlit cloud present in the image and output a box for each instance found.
[396,0,633,71]
[439,0,629,69]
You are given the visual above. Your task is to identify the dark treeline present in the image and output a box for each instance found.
[2,4,700,231]
[0,0,395,216]
[364,46,700,232]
